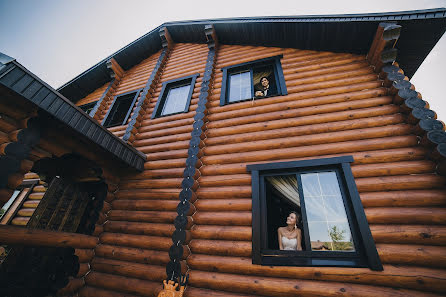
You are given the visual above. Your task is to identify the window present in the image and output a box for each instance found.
[151,74,199,119]
[79,101,98,116]
[102,90,140,128]
[220,55,287,105]
[247,156,382,270]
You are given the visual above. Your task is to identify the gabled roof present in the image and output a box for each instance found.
[58,8,446,103]
[0,52,146,171]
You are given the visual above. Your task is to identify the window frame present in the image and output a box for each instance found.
[247,156,382,271]
[220,55,287,106]
[0,180,38,225]
[102,89,141,128]
[151,74,199,119]
[78,101,98,117]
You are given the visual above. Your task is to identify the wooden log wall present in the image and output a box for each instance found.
[76,52,162,139]
[71,43,446,296]
[76,43,209,297]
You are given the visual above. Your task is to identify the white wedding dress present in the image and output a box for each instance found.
[282,237,298,250]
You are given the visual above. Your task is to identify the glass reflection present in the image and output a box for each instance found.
[301,171,355,251]
[229,71,251,102]
[162,84,191,116]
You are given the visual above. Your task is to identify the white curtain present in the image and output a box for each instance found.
[266,175,300,207]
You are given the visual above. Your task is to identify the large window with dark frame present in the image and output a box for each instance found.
[151,74,199,119]
[247,156,382,270]
[220,55,287,106]
[102,90,141,128]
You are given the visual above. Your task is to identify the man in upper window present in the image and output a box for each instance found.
[255,76,277,98]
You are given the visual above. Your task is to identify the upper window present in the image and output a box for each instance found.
[79,101,98,116]
[103,90,140,128]
[151,74,199,119]
[220,55,287,106]
[247,156,382,270]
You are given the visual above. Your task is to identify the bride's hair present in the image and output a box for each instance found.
[288,211,300,230]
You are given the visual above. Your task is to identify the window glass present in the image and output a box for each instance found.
[103,92,137,127]
[0,190,20,220]
[228,71,252,102]
[301,172,355,252]
[79,102,97,115]
[161,84,191,116]
[265,175,301,250]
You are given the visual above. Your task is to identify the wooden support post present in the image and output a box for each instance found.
[367,22,401,73]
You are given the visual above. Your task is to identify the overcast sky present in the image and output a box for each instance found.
[1,0,445,119]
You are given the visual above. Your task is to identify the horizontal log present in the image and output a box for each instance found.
[79,286,140,297]
[10,216,29,226]
[202,136,418,165]
[127,168,185,179]
[199,174,251,187]
[188,270,436,297]
[91,257,165,282]
[144,158,187,170]
[191,225,251,241]
[187,254,446,294]
[360,190,446,207]
[189,239,251,257]
[193,212,251,226]
[95,244,170,266]
[197,186,252,199]
[356,174,446,192]
[365,207,446,224]
[370,225,446,245]
[104,221,178,237]
[85,271,161,297]
[195,199,252,211]
[100,232,172,251]
[206,113,403,146]
[185,287,258,297]
[108,210,180,224]
[133,131,191,147]
[111,200,195,216]
[377,243,446,268]
[351,160,435,178]
[92,224,104,237]
[204,124,412,156]
[145,149,188,161]
[119,178,183,190]
[137,124,192,138]
[115,188,182,200]
[0,225,98,248]
[138,140,190,154]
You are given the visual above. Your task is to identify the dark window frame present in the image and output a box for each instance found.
[247,156,382,271]
[79,101,98,117]
[102,89,141,128]
[220,55,287,106]
[151,73,199,119]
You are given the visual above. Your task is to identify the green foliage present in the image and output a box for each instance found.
[328,225,354,251]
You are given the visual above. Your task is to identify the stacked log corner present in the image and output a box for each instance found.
[72,42,446,296]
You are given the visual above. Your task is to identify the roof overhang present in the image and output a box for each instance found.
[0,53,146,171]
[57,8,446,103]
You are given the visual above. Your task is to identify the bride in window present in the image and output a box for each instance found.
[278,211,302,251]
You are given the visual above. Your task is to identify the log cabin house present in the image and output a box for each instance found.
[1,8,446,297]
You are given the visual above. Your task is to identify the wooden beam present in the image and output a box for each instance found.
[205,24,218,49]
[0,225,98,248]
[159,27,173,49]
